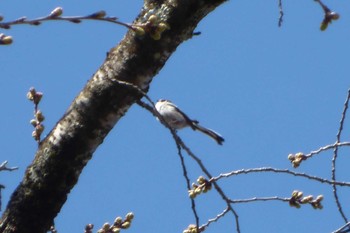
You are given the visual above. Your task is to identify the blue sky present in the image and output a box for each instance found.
[1,1,350,232]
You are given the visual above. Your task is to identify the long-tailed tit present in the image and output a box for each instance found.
[155,99,224,145]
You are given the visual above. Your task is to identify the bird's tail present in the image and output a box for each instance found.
[192,123,225,145]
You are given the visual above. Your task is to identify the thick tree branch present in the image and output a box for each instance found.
[0,1,227,232]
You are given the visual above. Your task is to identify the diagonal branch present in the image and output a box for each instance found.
[305,142,350,159]
[0,161,18,172]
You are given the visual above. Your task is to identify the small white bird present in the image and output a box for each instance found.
[155,99,224,145]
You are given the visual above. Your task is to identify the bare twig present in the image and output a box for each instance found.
[0,8,132,30]
[171,137,200,229]
[278,0,284,27]
[314,0,331,13]
[178,141,241,233]
[333,222,350,233]
[229,190,324,210]
[199,207,230,232]
[0,161,17,211]
[0,161,18,172]
[332,89,350,227]
[230,196,290,204]
[288,142,350,167]
[211,167,350,187]
[0,184,5,211]
[305,142,350,159]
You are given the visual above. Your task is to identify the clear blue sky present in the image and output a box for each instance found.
[1,1,350,232]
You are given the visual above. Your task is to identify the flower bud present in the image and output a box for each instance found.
[287,154,295,160]
[50,7,63,18]
[151,32,161,40]
[32,130,38,139]
[30,119,38,127]
[157,22,169,33]
[114,217,122,224]
[291,190,299,199]
[125,212,134,221]
[111,227,120,233]
[121,221,130,229]
[316,195,324,201]
[102,223,110,231]
[329,12,340,20]
[90,11,106,18]
[27,88,36,100]
[134,26,145,36]
[148,15,157,24]
[296,191,303,199]
[194,187,202,194]
[36,124,45,134]
[300,195,312,204]
[189,190,196,198]
[197,176,205,184]
[0,36,13,45]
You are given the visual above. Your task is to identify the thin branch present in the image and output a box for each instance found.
[314,0,331,13]
[278,0,284,27]
[0,161,17,211]
[333,222,350,233]
[211,167,350,187]
[0,161,18,172]
[229,196,290,204]
[305,142,350,159]
[288,142,350,168]
[332,89,350,226]
[230,190,324,210]
[0,8,132,30]
[199,207,230,232]
[175,143,200,229]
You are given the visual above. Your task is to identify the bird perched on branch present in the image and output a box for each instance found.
[155,99,224,145]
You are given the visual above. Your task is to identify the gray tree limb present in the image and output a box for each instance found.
[0,0,226,232]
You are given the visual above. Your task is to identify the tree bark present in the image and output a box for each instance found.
[0,0,226,232]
